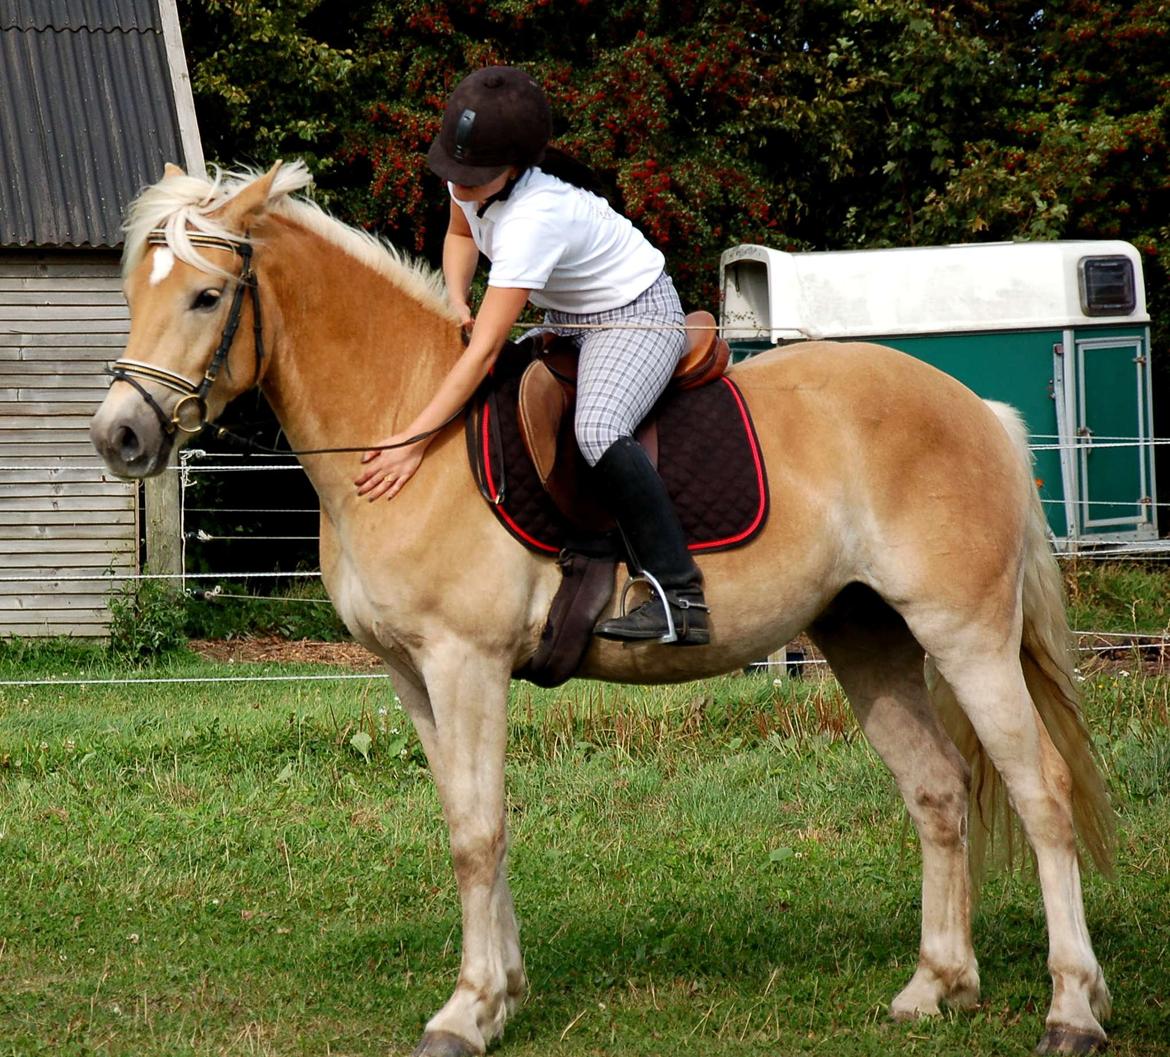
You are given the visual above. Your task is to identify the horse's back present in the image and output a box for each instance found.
[731,338,994,420]
[730,339,1024,497]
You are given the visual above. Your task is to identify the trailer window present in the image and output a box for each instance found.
[1078,256,1136,316]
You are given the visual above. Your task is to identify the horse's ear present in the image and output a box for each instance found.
[217,160,284,231]
[163,162,185,179]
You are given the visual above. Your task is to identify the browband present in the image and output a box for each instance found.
[146,229,246,254]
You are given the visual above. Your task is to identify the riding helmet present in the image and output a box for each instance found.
[426,66,552,186]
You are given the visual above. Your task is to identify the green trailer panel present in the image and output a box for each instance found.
[1074,333,1154,534]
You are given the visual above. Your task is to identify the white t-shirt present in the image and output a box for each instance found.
[451,168,665,314]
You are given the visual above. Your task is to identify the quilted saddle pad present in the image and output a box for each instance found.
[466,371,769,556]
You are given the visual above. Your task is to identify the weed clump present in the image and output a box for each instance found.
[106,575,188,664]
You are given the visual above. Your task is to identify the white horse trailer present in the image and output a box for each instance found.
[720,240,1159,548]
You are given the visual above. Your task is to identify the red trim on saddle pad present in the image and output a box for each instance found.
[470,372,769,557]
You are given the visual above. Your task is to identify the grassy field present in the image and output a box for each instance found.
[0,622,1168,1054]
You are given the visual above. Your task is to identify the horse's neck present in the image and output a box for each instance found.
[257,218,463,495]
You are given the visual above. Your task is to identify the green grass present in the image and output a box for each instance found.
[1064,560,1170,636]
[0,643,1167,1055]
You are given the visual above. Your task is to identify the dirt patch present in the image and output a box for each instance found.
[1077,634,1170,677]
[187,633,1167,677]
[189,635,382,669]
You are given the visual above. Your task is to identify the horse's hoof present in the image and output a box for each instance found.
[944,980,981,1012]
[889,1000,940,1022]
[1034,1027,1109,1054]
[411,1030,482,1057]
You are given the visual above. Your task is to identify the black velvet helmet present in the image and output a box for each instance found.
[426,67,552,186]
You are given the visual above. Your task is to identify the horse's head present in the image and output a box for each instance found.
[90,161,307,477]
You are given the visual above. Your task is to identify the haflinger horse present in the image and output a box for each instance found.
[90,161,1115,1056]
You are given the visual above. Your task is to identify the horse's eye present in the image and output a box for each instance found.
[192,288,223,311]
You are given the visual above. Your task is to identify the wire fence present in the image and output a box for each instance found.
[0,631,1162,690]
[2,430,1169,601]
[2,426,1169,687]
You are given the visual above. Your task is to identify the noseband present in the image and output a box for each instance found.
[107,230,265,436]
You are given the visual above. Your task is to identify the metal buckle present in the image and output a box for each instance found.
[453,108,477,161]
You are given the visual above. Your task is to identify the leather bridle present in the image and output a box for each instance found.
[107,230,264,436]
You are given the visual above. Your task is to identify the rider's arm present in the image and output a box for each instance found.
[408,283,530,433]
[354,283,530,500]
[443,200,479,328]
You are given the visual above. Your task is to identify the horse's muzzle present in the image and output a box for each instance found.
[89,388,175,478]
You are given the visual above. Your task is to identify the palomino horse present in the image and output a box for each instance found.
[90,162,1114,1056]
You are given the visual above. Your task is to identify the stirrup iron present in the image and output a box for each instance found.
[616,571,709,645]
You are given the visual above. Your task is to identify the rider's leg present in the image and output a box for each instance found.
[553,274,708,645]
[591,435,709,644]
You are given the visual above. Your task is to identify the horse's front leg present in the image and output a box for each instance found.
[387,649,524,1057]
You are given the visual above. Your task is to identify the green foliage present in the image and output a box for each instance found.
[0,636,110,673]
[106,577,189,664]
[178,0,1170,346]
[914,4,1170,346]
[180,0,356,186]
[183,578,349,641]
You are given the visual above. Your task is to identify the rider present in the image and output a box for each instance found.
[355,66,708,645]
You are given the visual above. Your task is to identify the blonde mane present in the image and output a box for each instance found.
[122,160,455,319]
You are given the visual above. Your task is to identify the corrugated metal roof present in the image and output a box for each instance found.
[0,0,188,248]
[0,0,161,32]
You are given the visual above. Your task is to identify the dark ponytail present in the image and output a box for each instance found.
[474,145,608,218]
[539,147,612,201]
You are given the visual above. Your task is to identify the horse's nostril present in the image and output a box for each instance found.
[115,424,143,462]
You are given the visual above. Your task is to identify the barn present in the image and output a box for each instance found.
[0,0,202,636]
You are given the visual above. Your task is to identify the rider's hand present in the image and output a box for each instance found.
[451,300,475,339]
[354,436,426,501]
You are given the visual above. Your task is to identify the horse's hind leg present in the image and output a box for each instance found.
[386,651,525,1057]
[809,586,980,1019]
[925,642,1109,1053]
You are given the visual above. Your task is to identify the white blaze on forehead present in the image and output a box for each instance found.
[149,246,175,285]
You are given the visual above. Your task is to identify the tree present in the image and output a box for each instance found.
[179,0,356,183]
[184,0,1007,306]
[173,0,1170,562]
[336,0,798,303]
[918,2,1170,344]
[180,0,1167,336]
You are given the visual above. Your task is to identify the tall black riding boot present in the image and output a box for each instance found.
[592,436,710,645]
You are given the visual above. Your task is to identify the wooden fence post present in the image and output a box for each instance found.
[144,467,182,584]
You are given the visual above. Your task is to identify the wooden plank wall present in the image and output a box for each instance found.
[0,253,139,637]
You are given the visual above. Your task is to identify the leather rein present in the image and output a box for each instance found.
[107,230,461,458]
